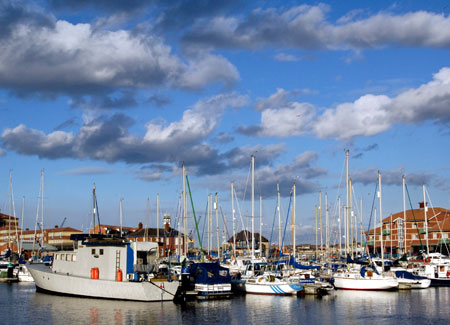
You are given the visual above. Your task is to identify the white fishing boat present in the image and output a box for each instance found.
[28,234,180,301]
[27,184,181,302]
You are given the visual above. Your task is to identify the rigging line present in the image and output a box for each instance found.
[426,188,450,254]
[268,200,278,258]
[329,154,348,247]
[220,206,231,244]
[276,191,293,274]
[405,183,424,251]
[200,199,208,249]
[364,183,378,256]
[234,188,250,250]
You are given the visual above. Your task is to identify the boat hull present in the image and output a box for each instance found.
[430,278,450,287]
[334,276,398,290]
[28,263,180,302]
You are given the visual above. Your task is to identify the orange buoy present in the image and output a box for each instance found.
[93,267,99,279]
[116,269,123,282]
[90,268,95,279]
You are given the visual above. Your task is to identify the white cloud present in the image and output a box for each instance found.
[183,5,450,51]
[313,67,450,139]
[0,13,238,97]
[260,102,315,137]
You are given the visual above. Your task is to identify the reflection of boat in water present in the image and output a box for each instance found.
[28,234,180,301]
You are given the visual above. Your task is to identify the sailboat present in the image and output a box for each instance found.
[232,156,303,295]
[333,155,398,290]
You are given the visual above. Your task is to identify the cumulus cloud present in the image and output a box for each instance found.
[313,67,450,139]
[182,4,450,51]
[240,88,315,137]
[244,68,450,140]
[0,2,239,99]
[1,93,249,175]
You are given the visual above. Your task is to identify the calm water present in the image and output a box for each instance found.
[2,283,450,324]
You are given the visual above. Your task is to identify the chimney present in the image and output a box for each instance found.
[419,202,428,209]
[138,222,143,230]
[163,213,171,232]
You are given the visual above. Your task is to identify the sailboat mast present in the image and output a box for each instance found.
[145,198,149,242]
[182,163,187,258]
[423,184,429,255]
[20,196,25,254]
[319,191,322,255]
[402,176,407,255]
[208,194,212,256]
[215,193,220,260]
[338,196,341,255]
[157,194,160,256]
[119,198,123,236]
[325,192,329,257]
[374,207,377,255]
[260,195,263,257]
[41,169,45,243]
[350,178,353,257]
[315,205,318,259]
[277,184,281,253]
[251,155,255,260]
[8,170,12,248]
[231,182,236,258]
[378,171,384,269]
[345,150,349,255]
[92,183,96,233]
[292,183,296,258]
[360,198,363,254]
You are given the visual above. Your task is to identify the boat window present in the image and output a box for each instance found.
[72,255,76,262]
[66,254,70,261]
[219,270,228,277]
[55,254,58,261]
[208,271,216,278]
[100,249,104,255]
[91,249,96,255]
[61,254,65,260]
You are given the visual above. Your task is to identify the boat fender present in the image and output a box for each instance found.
[258,277,263,283]
[116,269,123,282]
[91,267,99,279]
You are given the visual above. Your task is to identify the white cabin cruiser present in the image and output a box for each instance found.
[28,234,181,302]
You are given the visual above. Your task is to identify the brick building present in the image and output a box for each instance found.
[365,203,450,256]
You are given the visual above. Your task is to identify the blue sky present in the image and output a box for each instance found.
[1,0,449,245]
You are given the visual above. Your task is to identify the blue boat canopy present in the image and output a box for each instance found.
[190,262,231,285]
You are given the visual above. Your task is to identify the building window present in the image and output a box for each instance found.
[166,238,170,245]
[443,234,448,239]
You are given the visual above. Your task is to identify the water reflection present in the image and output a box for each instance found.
[2,284,450,324]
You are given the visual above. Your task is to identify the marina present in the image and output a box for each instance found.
[2,0,450,324]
